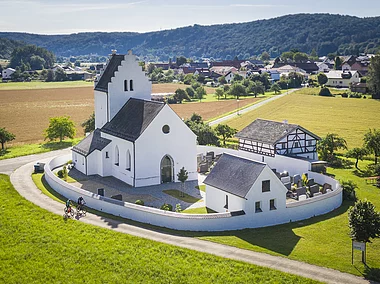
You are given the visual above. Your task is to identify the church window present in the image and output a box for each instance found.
[255,201,262,213]
[126,150,131,171]
[105,152,109,158]
[115,146,119,166]
[130,80,134,91]
[162,125,170,134]
[124,80,128,91]
[270,199,277,210]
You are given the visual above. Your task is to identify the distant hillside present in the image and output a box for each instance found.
[0,38,25,59]
[1,14,380,60]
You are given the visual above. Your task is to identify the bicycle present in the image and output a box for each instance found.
[76,205,87,217]
[63,206,75,218]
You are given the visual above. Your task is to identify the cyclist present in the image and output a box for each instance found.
[77,196,86,211]
[65,199,73,213]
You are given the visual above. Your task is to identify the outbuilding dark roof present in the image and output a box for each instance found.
[235,119,320,145]
[203,153,266,198]
[101,98,165,142]
[94,54,125,92]
[72,129,111,157]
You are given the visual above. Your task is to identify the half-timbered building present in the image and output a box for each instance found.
[235,119,320,160]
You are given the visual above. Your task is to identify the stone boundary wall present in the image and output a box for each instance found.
[45,148,342,231]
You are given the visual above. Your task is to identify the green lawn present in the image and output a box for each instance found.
[0,174,319,284]
[0,139,81,160]
[163,189,201,203]
[224,89,380,149]
[182,207,217,214]
[0,80,93,90]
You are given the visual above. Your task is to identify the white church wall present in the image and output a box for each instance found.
[135,105,197,187]
[72,152,86,174]
[108,52,152,121]
[101,133,134,186]
[46,154,342,231]
[94,90,108,129]
[87,151,101,176]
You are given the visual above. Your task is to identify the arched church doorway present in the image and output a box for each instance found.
[161,155,174,183]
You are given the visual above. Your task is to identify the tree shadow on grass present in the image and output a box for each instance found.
[41,141,75,151]
[363,265,380,282]
[0,149,10,157]
[353,168,374,178]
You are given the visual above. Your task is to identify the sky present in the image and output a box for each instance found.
[1,0,379,34]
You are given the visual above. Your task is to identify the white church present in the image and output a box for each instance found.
[72,50,198,187]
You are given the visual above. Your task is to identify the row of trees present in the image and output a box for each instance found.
[8,45,55,71]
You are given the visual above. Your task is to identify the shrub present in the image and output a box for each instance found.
[363,95,367,99]
[349,93,362,98]
[66,160,73,165]
[135,200,144,206]
[329,158,344,168]
[160,203,173,211]
[62,165,68,181]
[175,203,182,213]
[166,96,178,104]
[57,170,64,178]
[341,93,348,98]
[341,180,357,201]
[319,87,333,97]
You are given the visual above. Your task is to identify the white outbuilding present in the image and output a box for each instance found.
[2,68,16,80]
[72,51,198,187]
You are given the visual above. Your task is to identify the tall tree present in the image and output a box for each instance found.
[229,82,246,99]
[334,56,342,70]
[185,87,195,98]
[44,116,76,142]
[215,124,237,146]
[195,86,206,102]
[317,133,347,161]
[293,52,309,63]
[260,51,270,61]
[9,44,55,70]
[174,88,189,103]
[345,147,368,170]
[214,88,224,101]
[247,81,265,98]
[367,55,380,99]
[0,128,16,150]
[176,56,187,67]
[363,129,380,164]
[269,83,281,95]
[81,112,95,134]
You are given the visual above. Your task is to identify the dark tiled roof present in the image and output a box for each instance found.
[94,54,125,92]
[101,98,165,142]
[236,119,320,145]
[72,129,111,157]
[204,153,266,198]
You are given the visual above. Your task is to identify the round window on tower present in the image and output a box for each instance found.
[162,125,170,134]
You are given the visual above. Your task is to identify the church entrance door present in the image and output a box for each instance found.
[161,155,173,183]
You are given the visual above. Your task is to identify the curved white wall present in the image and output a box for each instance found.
[45,149,342,232]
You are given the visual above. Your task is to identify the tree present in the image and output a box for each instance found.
[293,52,309,63]
[183,74,194,85]
[30,55,46,70]
[176,56,187,67]
[185,87,195,98]
[44,116,76,142]
[185,114,219,146]
[348,200,380,243]
[46,69,54,82]
[334,56,342,70]
[260,51,270,61]
[195,86,206,102]
[269,83,281,95]
[310,49,318,61]
[345,148,368,170]
[0,128,16,150]
[215,88,224,100]
[317,72,328,86]
[218,75,227,85]
[367,55,380,99]
[9,44,55,70]
[233,73,243,82]
[229,82,246,99]
[215,124,237,146]
[174,88,190,103]
[317,133,347,161]
[363,129,380,164]
[81,112,95,134]
[54,68,67,81]
[247,81,265,98]
[177,167,188,197]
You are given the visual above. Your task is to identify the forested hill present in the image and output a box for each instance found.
[1,13,380,60]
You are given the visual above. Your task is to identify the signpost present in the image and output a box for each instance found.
[352,240,366,264]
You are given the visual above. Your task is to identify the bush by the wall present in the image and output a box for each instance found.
[57,170,64,178]
[160,203,173,211]
[341,180,357,201]
[135,200,144,206]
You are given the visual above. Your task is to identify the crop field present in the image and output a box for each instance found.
[225,90,380,149]
[0,84,261,144]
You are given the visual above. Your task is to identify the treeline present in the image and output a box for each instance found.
[1,14,380,60]
[0,38,25,59]
[9,45,55,70]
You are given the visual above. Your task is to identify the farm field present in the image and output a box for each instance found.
[0,174,319,284]
[0,81,93,90]
[224,90,380,149]
[0,85,261,144]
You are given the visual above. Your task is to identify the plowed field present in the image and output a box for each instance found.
[0,86,260,144]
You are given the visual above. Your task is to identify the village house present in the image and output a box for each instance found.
[325,70,360,88]
[1,67,16,80]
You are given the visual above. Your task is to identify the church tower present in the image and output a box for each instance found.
[94,50,152,129]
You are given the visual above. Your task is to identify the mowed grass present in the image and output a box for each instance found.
[0,139,81,160]
[163,189,201,203]
[225,90,380,148]
[0,175,319,284]
[0,80,94,90]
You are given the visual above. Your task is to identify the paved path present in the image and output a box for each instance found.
[6,157,375,284]
[209,89,298,126]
